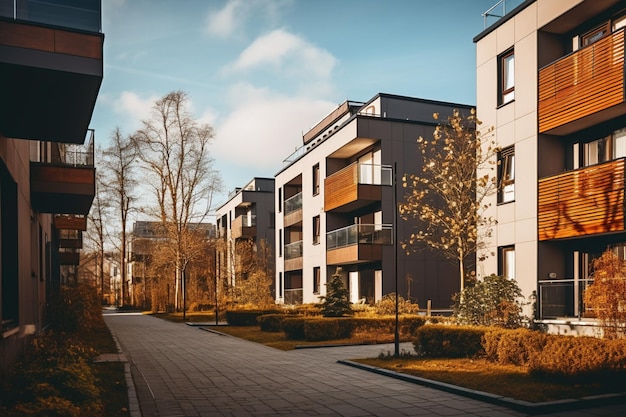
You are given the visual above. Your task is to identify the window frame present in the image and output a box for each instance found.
[498,48,515,106]
[498,245,515,279]
[313,266,320,294]
[312,215,320,245]
[312,163,320,196]
[497,146,515,204]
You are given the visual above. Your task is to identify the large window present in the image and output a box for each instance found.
[498,146,515,204]
[582,127,626,167]
[498,48,515,106]
[499,246,515,279]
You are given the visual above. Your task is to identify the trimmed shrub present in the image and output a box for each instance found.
[482,328,548,366]
[373,294,420,315]
[528,335,626,381]
[257,314,284,332]
[413,324,486,358]
[282,317,306,340]
[304,318,353,341]
[351,316,427,339]
[225,309,280,326]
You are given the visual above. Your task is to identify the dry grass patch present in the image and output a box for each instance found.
[356,357,624,403]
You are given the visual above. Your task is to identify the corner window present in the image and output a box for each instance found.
[498,246,515,279]
[498,146,515,204]
[498,49,515,106]
[312,163,320,196]
[312,215,320,245]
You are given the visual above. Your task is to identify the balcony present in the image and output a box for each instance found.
[538,279,593,319]
[284,240,303,271]
[58,250,80,266]
[231,215,256,239]
[284,192,302,227]
[539,29,625,135]
[538,158,625,240]
[326,224,392,265]
[31,131,96,215]
[0,1,103,143]
[58,229,82,249]
[54,214,87,231]
[324,163,392,212]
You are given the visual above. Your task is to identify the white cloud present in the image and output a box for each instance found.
[212,84,337,175]
[231,29,336,81]
[205,0,291,39]
[111,91,158,130]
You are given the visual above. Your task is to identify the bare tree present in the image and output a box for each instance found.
[100,127,138,306]
[134,91,222,311]
[399,109,497,292]
[85,168,110,301]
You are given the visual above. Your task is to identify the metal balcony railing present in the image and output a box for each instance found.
[57,129,95,167]
[0,0,102,32]
[326,224,393,250]
[538,278,594,318]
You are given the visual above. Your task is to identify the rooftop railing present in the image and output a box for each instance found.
[482,0,525,29]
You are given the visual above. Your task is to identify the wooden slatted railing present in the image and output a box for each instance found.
[538,159,625,240]
[324,163,358,211]
[539,29,625,133]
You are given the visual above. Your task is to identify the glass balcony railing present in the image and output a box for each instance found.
[326,224,393,250]
[284,192,302,215]
[0,0,102,32]
[284,240,303,260]
[538,279,594,318]
[358,163,392,185]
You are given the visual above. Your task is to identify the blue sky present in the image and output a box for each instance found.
[93,0,506,208]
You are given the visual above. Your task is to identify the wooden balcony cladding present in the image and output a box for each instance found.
[324,163,382,212]
[538,159,625,240]
[284,257,303,271]
[231,215,256,239]
[0,20,103,59]
[539,30,625,135]
[284,208,302,227]
[59,251,80,266]
[54,215,87,231]
[59,230,82,249]
[30,163,95,215]
[327,244,382,266]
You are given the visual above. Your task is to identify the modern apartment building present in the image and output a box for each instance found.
[216,178,275,296]
[274,94,473,309]
[0,0,103,369]
[474,0,626,322]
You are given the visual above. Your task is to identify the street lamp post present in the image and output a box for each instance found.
[394,162,400,357]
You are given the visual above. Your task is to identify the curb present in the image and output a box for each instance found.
[109,332,142,417]
[337,359,626,415]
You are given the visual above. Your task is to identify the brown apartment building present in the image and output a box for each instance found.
[475,0,626,332]
[0,0,103,369]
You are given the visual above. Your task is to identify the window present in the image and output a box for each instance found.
[312,215,320,244]
[582,127,626,167]
[581,22,610,48]
[498,146,515,204]
[278,187,282,212]
[313,267,320,294]
[499,246,515,279]
[279,272,283,298]
[278,229,282,257]
[498,49,514,105]
[312,163,320,195]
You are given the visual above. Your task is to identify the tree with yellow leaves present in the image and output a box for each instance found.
[399,109,497,292]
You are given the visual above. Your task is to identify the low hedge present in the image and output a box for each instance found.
[225,309,280,326]
[413,324,487,358]
[303,318,353,341]
[257,314,284,332]
[351,316,427,338]
[416,324,626,381]
[282,317,306,340]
